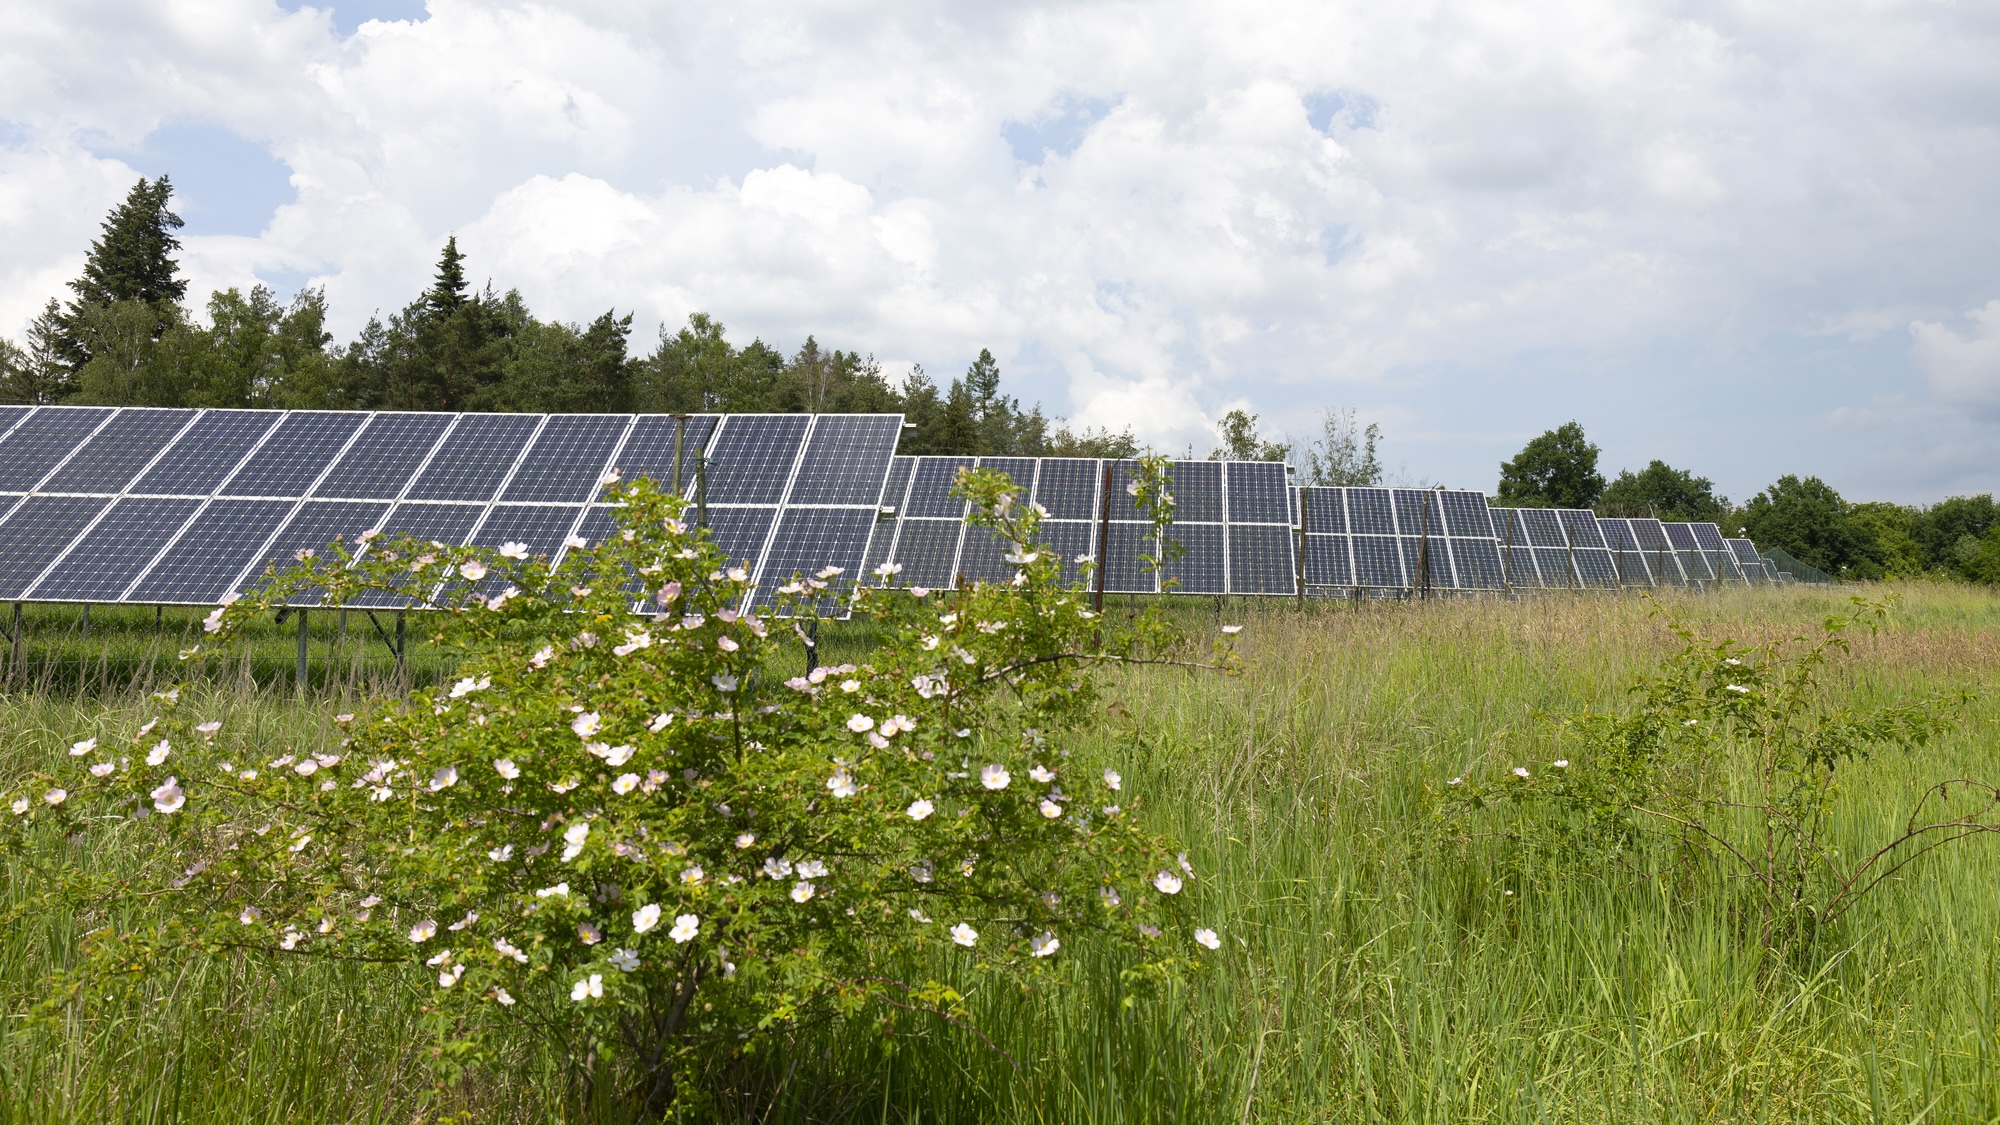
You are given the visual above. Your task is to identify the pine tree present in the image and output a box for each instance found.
[69,177,187,309]
[426,236,469,316]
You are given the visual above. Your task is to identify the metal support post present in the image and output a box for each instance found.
[297,608,309,691]
[10,602,20,677]
[672,414,687,497]
[394,611,407,678]
[80,604,89,637]
[1092,462,1112,644]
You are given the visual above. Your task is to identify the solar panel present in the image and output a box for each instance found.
[904,457,974,519]
[130,410,279,496]
[1163,523,1226,594]
[223,412,367,497]
[752,507,878,610]
[612,414,721,497]
[787,416,906,506]
[0,407,116,492]
[1304,534,1354,586]
[1449,538,1505,589]
[39,408,195,494]
[404,414,542,502]
[312,412,455,499]
[28,497,204,602]
[241,501,392,604]
[501,414,629,504]
[129,499,298,604]
[0,496,112,598]
[1352,535,1405,587]
[1033,458,1100,520]
[704,414,811,506]
[1167,460,1224,523]
[1226,462,1291,524]
[884,519,963,589]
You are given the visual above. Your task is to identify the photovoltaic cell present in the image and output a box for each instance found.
[130,500,298,604]
[1225,462,1291,524]
[1305,535,1353,586]
[1033,458,1100,520]
[502,415,629,504]
[1229,525,1296,594]
[904,457,973,518]
[1520,509,1567,548]
[752,507,877,609]
[705,415,810,506]
[1163,523,1226,594]
[240,501,392,604]
[1166,461,1224,523]
[313,412,455,499]
[787,416,904,506]
[28,497,204,602]
[129,411,277,496]
[0,407,114,491]
[223,412,366,497]
[39,408,194,494]
[887,520,964,588]
[1530,547,1576,586]
[404,413,541,501]
[1302,488,1347,535]
[1352,535,1404,587]
[0,496,111,597]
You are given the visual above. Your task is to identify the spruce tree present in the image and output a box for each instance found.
[426,236,469,316]
[69,176,187,309]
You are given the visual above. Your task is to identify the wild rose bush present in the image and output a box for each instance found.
[2,465,1226,1114]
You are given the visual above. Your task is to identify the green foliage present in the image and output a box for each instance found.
[2,474,1221,1115]
[1297,406,1382,486]
[1208,409,1291,463]
[1495,420,1604,509]
[1598,458,1728,521]
[66,176,187,317]
[1441,596,1985,954]
[1737,474,1877,577]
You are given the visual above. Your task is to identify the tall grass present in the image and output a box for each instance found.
[4,583,1997,1122]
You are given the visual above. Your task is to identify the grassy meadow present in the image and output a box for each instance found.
[3,582,1998,1122]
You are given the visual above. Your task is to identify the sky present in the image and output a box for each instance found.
[1,0,1997,504]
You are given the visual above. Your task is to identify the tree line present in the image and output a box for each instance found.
[0,177,1140,459]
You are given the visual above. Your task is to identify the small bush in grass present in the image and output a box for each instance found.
[1440,595,1992,954]
[3,464,1230,1116]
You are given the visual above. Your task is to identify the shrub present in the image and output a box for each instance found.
[1438,596,1992,954]
[3,465,1228,1116]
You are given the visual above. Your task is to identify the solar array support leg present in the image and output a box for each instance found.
[395,611,406,678]
[1092,462,1112,643]
[81,604,89,637]
[297,608,309,692]
[9,603,19,678]
[804,618,819,675]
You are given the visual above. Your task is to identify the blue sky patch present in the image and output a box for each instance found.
[1003,94,1118,164]
[278,0,430,37]
[101,125,295,238]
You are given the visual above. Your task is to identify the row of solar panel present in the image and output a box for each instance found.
[1297,486,1778,591]
[854,456,1301,596]
[0,406,902,608]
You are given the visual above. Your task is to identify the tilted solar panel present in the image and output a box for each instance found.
[405,414,542,502]
[312,412,455,500]
[29,497,204,602]
[502,414,629,504]
[0,407,116,492]
[0,496,112,598]
[131,410,278,496]
[224,412,368,498]
[39,408,194,494]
